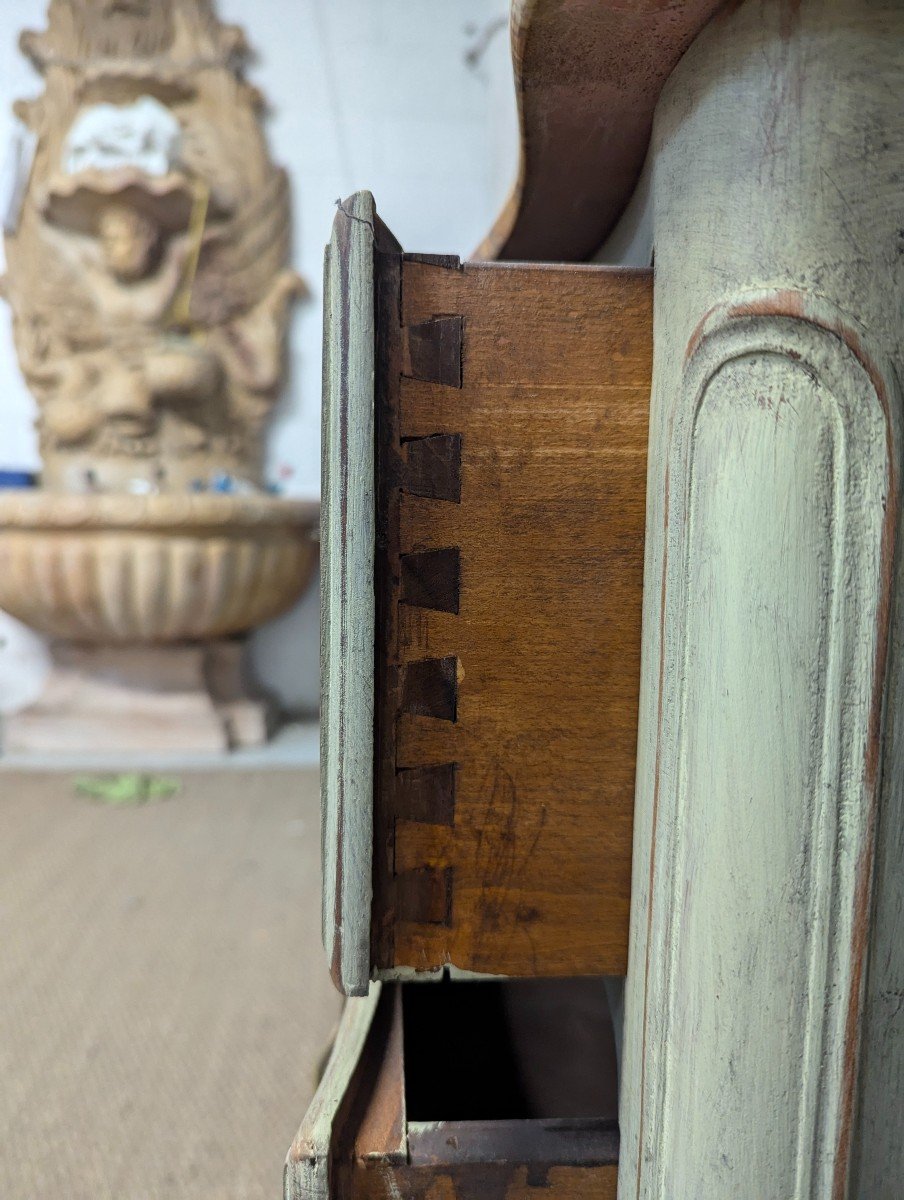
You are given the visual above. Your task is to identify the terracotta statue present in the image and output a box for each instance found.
[0,0,316,752]
[3,0,304,493]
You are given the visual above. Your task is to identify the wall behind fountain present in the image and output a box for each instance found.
[0,0,517,716]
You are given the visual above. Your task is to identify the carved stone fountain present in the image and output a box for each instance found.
[0,0,316,752]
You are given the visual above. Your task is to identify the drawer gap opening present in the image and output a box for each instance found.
[402,976,619,1123]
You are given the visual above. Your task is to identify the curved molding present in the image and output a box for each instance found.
[474,0,723,263]
[626,300,898,1198]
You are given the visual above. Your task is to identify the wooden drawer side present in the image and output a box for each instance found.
[373,256,652,981]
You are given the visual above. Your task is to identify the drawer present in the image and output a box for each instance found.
[321,192,651,995]
[286,981,619,1200]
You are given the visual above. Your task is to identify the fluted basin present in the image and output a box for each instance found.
[0,491,318,642]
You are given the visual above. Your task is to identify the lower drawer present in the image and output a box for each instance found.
[286,980,619,1199]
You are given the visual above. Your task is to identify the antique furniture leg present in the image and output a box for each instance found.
[620,2,904,1196]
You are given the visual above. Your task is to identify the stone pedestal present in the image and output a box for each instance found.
[0,491,316,755]
[3,640,268,755]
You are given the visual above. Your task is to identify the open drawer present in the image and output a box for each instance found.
[286,981,619,1199]
[321,192,652,994]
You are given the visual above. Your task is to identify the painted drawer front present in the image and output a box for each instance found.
[321,193,652,995]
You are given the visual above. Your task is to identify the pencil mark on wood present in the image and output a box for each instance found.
[404,252,463,270]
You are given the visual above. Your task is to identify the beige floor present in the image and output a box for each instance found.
[0,767,341,1200]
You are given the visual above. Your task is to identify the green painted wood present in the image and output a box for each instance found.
[284,985,382,1200]
[320,192,377,997]
[620,3,904,1195]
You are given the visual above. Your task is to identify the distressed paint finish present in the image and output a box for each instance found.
[321,192,378,997]
[284,985,383,1200]
[620,2,904,1197]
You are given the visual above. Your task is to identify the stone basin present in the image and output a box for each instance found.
[0,491,318,643]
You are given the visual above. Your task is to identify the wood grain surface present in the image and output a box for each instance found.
[476,0,725,262]
[348,1155,618,1199]
[374,258,652,980]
